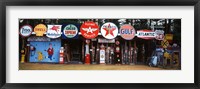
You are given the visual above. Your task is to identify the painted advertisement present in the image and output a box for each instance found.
[29,39,61,63]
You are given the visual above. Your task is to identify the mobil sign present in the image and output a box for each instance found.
[137,29,156,40]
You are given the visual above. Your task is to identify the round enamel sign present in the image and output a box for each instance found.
[80,21,99,39]
[120,24,135,40]
[101,22,118,39]
[63,24,78,38]
[20,25,33,37]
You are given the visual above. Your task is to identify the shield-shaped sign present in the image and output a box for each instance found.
[46,25,62,38]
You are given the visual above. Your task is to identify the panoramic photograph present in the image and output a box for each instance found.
[19,19,181,70]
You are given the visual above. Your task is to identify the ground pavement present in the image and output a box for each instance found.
[19,63,179,70]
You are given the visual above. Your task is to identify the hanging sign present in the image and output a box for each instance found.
[161,39,169,48]
[63,24,78,38]
[115,41,120,45]
[165,34,173,43]
[137,29,156,39]
[27,36,50,42]
[34,24,47,36]
[80,21,99,39]
[98,38,115,43]
[155,30,164,40]
[46,25,62,38]
[101,22,118,39]
[165,34,173,40]
[85,39,90,44]
[19,25,33,37]
[120,24,136,40]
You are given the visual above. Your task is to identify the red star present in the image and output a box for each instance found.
[103,24,116,36]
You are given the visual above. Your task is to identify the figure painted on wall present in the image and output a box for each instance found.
[47,43,54,61]
[30,45,36,56]
[37,51,44,61]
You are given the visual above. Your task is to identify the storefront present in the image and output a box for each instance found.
[62,24,83,63]
[19,19,178,66]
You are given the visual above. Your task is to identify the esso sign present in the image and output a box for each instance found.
[20,25,33,37]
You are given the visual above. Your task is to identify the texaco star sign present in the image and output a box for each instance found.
[101,22,118,39]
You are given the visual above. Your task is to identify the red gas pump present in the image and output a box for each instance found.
[59,47,64,64]
[85,40,91,64]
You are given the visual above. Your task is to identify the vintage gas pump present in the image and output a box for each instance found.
[100,44,105,64]
[85,40,91,64]
[59,47,64,64]
[106,47,111,64]
[110,47,114,64]
[20,48,26,63]
[91,46,96,64]
[20,38,26,63]
[133,42,138,64]
[115,41,121,64]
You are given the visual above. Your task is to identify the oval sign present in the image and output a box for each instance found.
[80,21,99,39]
[20,25,33,37]
[137,29,156,40]
[63,24,78,38]
[101,22,118,39]
[120,24,135,40]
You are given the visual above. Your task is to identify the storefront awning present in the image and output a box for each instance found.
[27,36,51,41]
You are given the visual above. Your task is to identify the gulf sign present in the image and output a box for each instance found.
[120,24,135,40]
[137,29,156,40]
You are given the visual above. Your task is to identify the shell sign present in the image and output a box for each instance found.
[34,24,47,36]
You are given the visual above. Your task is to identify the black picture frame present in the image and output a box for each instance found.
[0,0,199,89]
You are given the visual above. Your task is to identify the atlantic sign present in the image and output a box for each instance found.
[137,29,156,40]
